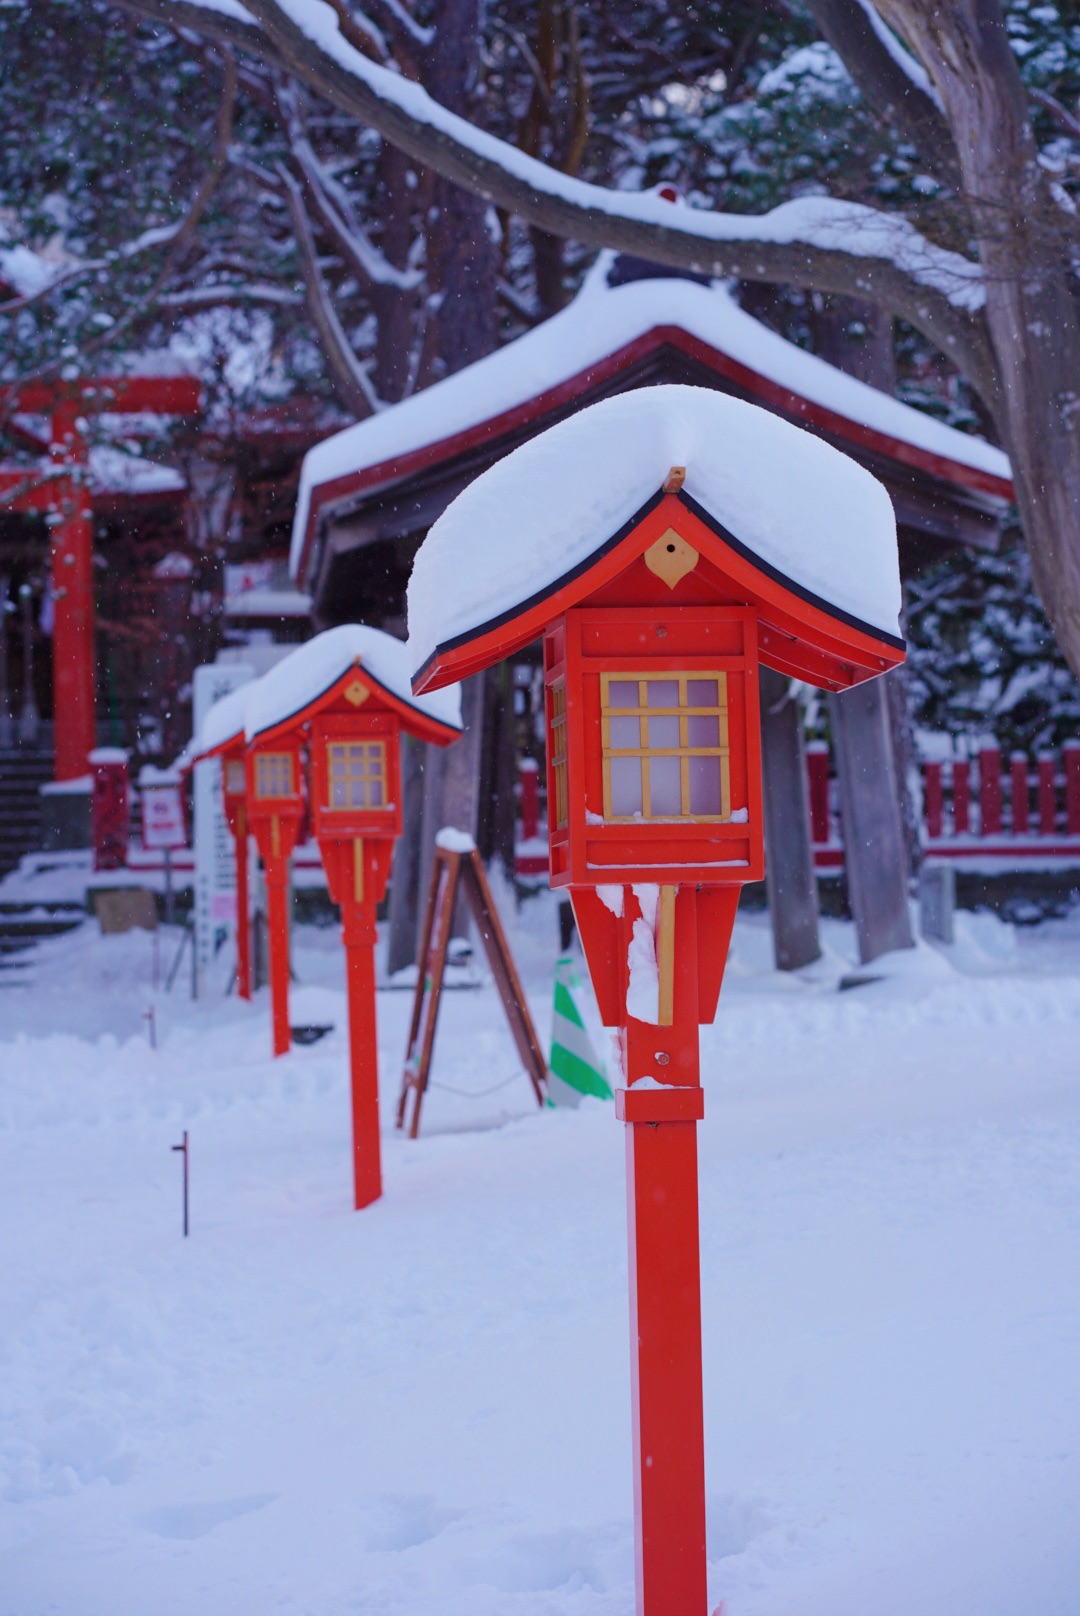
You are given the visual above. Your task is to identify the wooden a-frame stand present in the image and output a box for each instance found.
[396,838,548,1137]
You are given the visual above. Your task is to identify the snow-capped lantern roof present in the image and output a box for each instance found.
[409,384,904,695]
[292,252,1012,590]
[245,623,462,745]
[194,681,253,761]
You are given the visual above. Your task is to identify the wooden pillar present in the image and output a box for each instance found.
[341,841,382,1209]
[418,670,485,947]
[50,407,96,779]
[1065,741,1080,834]
[618,886,707,1616]
[924,761,944,840]
[386,733,425,974]
[953,757,971,834]
[829,679,913,963]
[759,666,821,970]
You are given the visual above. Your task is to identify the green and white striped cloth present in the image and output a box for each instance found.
[548,954,612,1106]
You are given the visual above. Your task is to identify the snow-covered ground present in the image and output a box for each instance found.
[2,892,1079,1616]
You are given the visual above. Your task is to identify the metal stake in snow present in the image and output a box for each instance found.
[171,1130,189,1237]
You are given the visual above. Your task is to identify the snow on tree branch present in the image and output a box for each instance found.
[117,0,996,387]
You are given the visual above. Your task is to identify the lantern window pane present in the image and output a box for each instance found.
[648,756,681,815]
[550,679,569,829]
[609,715,641,749]
[687,714,720,747]
[610,756,643,817]
[689,754,722,815]
[600,671,734,823]
[325,740,388,811]
[255,752,293,800]
[647,714,679,748]
[225,760,245,795]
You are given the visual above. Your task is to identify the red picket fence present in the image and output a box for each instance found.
[515,741,1080,880]
[807,738,1080,869]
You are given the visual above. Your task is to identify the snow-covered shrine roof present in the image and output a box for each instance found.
[407,384,901,684]
[244,624,462,742]
[291,254,1013,587]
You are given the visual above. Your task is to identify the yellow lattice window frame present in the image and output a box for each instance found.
[600,672,731,822]
[550,681,568,830]
[255,751,294,801]
[225,759,246,796]
[326,740,387,810]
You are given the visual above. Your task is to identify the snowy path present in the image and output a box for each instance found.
[1,902,1079,1615]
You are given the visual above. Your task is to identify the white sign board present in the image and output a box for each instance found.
[192,662,254,996]
[141,785,187,850]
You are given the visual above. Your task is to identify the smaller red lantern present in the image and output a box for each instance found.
[246,626,462,1208]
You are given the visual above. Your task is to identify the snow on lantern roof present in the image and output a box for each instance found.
[407,384,901,683]
[291,254,1012,584]
[195,681,253,760]
[245,623,462,743]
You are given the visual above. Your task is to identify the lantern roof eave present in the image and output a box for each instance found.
[412,486,904,698]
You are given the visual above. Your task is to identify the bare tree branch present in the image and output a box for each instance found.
[276,159,382,416]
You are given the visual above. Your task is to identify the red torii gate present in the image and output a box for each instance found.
[0,374,201,779]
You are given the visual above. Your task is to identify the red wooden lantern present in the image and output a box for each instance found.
[246,626,462,1209]
[409,386,904,1616]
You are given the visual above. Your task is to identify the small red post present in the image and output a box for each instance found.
[50,406,98,781]
[342,848,382,1210]
[234,810,252,1002]
[952,757,971,835]
[265,852,291,1056]
[1066,741,1080,835]
[90,750,130,871]
[1037,752,1058,836]
[805,741,830,843]
[924,760,944,841]
[1009,753,1030,835]
[519,757,540,840]
[617,887,707,1616]
[978,742,1002,836]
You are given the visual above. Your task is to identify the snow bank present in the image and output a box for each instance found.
[245,623,461,740]
[407,383,900,674]
[292,261,1009,579]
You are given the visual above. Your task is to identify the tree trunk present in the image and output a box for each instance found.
[759,667,821,971]
[884,0,1080,679]
[418,672,486,941]
[385,733,426,975]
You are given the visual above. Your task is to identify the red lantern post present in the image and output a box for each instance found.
[221,748,253,1001]
[245,628,461,1208]
[245,731,305,1056]
[408,388,904,1616]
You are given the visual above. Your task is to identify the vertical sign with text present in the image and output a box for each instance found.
[192,662,253,997]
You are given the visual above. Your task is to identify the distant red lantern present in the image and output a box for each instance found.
[221,745,253,1002]
[247,628,461,1209]
[245,729,306,1057]
[409,386,904,1616]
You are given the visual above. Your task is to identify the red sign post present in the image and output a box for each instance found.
[412,435,903,1613]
